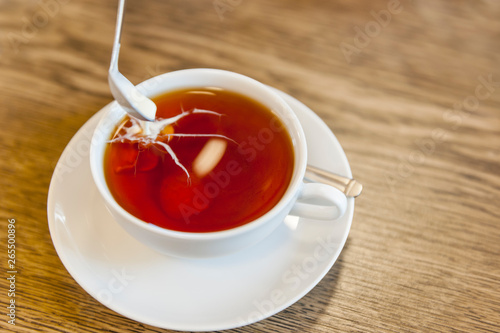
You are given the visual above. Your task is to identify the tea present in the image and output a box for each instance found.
[104,87,294,232]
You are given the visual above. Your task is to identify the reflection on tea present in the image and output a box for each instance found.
[104,88,294,232]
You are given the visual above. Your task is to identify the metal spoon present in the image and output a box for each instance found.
[109,0,157,121]
[108,0,361,195]
[305,165,363,197]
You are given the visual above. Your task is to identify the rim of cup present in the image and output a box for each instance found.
[90,68,307,241]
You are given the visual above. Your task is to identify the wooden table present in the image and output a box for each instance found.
[1,0,499,332]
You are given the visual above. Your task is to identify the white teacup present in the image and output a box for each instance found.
[90,68,347,258]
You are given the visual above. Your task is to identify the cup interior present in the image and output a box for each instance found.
[90,68,307,238]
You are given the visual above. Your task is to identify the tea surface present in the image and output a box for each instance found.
[104,88,294,232]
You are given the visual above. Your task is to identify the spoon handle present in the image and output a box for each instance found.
[110,0,126,72]
[305,165,363,197]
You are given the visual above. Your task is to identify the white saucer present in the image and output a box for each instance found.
[47,89,354,332]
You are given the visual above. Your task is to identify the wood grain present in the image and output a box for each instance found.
[1,0,499,332]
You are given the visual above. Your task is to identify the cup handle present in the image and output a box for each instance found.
[289,183,347,220]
